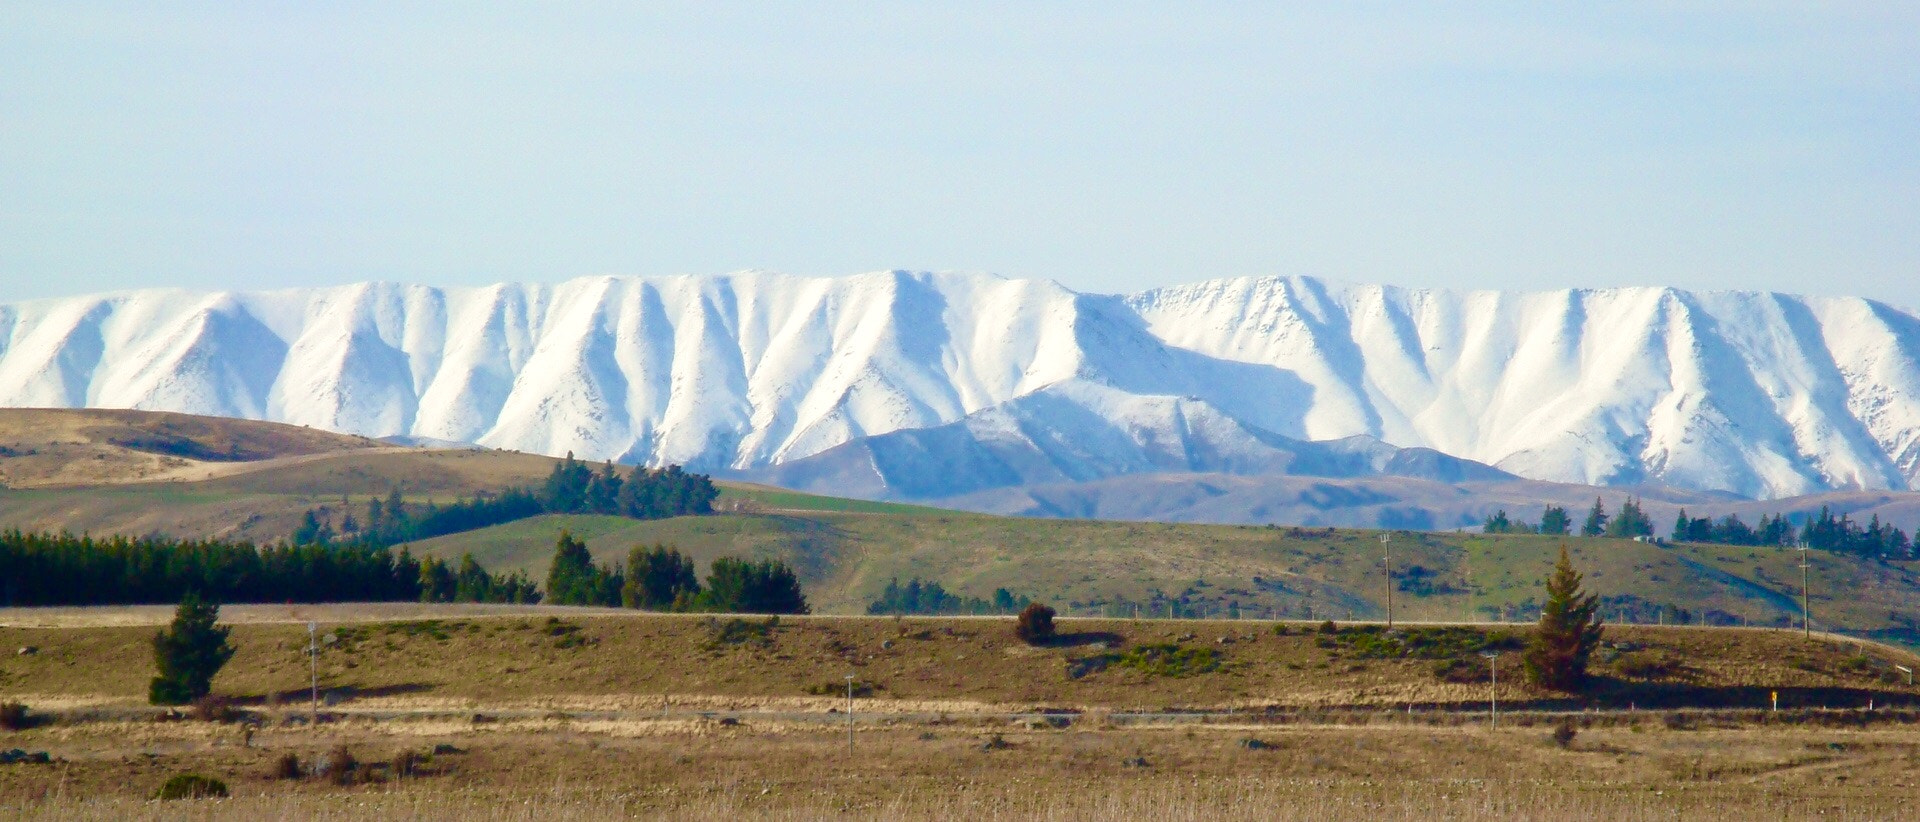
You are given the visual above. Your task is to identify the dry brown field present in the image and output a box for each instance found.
[2,610,1920,818]
[4,708,1920,819]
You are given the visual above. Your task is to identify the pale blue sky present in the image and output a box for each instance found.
[2,4,1915,304]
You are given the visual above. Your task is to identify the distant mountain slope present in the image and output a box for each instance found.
[740,382,1512,501]
[4,271,1919,499]
[0,408,385,488]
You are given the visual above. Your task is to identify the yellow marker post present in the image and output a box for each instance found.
[1771,691,1778,712]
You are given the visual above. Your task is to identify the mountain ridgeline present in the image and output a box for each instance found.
[6,271,1920,504]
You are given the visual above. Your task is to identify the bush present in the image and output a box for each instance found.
[1432,658,1488,684]
[321,744,359,785]
[805,680,877,697]
[1015,603,1056,645]
[393,749,423,778]
[1083,643,1226,678]
[1552,720,1578,748]
[268,752,301,780]
[191,694,239,723]
[153,773,228,800]
[1612,651,1680,679]
[0,702,29,731]
[1318,620,1337,634]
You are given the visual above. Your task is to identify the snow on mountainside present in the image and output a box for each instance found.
[1,271,1917,501]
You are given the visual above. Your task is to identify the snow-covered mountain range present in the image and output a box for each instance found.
[3,271,1917,501]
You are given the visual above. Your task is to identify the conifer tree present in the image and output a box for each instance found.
[1580,497,1608,537]
[622,544,699,609]
[149,592,235,705]
[1538,505,1571,536]
[545,530,597,604]
[1524,547,1605,691]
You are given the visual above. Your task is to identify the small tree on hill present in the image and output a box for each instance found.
[1524,547,1605,691]
[1538,505,1571,536]
[1015,602,1056,645]
[149,592,235,705]
[1580,497,1608,537]
[544,530,621,606]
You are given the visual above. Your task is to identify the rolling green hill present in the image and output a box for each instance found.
[404,511,1920,644]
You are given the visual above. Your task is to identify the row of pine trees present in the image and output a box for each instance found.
[865,577,1032,616]
[1483,497,1657,538]
[1484,498,1915,559]
[292,456,720,548]
[1,527,809,612]
[0,529,530,606]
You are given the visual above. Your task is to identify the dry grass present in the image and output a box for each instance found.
[3,610,1918,819]
[2,721,1917,820]
[1,612,1915,715]
[0,408,384,489]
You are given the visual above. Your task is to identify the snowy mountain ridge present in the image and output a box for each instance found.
[2,270,1917,500]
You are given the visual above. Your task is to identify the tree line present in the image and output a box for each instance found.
[1483,497,1656,538]
[541,533,810,614]
[865,577,1032,616]
[292,454,720,548]
[0,529,533,606]
[1482,497,1915,560]
[1677,505,1913,560]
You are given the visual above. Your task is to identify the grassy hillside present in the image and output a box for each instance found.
[406,511,1920,641]
[0,408,386,489]
[3,611,1915,712]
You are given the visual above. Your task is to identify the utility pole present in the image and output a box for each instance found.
[1481,651,1499,730]
[1381,533,1393,629]
[1798,541,1812,638]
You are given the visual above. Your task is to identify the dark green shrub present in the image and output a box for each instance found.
[153,773,228,800]
[1016,603,1056,645]
[0,702,28,731]
[704,617,779,650]
[1082,643,1226,677]
[805,680,877,697]
[1612,651,1680,679]
[1318,620,1337,634]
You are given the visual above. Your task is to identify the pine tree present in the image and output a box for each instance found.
[1523,547,1605,691]
[149,592,236,705]
[622,544,699,609]
[544,530,597,605]
[1581,497,1608,537]
[1538,506,1571,536]
[702,557,809,614]
[1482,510,1513,534]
